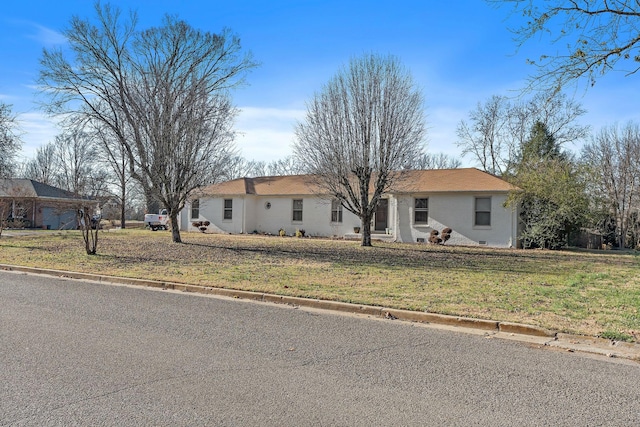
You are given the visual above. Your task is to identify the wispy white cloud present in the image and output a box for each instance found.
[0,93,16,102]
[234,104,472,165]
[426,106,465,155]
[15,106,304,165]
[234,106,305,162]
[29,23,66,46]
[15,112,60,161]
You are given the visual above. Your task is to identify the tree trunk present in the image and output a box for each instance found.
[145,187,161,217]
[0,206,5,239]
[119,180,126,229]
[78,209,99,255]
[170,212,181,243]
[361,216,372,247]
[120,200,126,229]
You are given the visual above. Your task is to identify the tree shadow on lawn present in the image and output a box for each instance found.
[180,239,582,276]
[2,234,630,279]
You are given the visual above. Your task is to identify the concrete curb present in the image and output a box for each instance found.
[0,263,551,336]
[499,321,556,337]
[2,263,638,361]
[549,333,640,360]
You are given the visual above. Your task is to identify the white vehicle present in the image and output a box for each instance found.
[144,209,169,231]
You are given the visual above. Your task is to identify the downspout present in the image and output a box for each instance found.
[510,202,515,248]
[393,195,399,242]
[241,196,246,234]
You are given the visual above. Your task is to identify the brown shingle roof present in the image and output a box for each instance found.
[201,168,516,197]
[203,175,323,196]
[392,168,516,193]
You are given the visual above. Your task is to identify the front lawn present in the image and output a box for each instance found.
[1,229,639,341]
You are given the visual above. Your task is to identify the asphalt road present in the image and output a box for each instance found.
[1,270,639,426]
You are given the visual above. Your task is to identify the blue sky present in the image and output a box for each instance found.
[1,1,638,166]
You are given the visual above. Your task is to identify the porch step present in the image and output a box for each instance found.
[344,232,395,242]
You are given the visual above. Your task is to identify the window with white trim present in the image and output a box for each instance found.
[331,199,343,223]
[474,197,491,226]
[414,198,428,225]
[190,199,200,219]
[292,199,303,221]
[223,199,232,220]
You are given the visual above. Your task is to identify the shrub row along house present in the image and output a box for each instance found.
[179,168,520,248]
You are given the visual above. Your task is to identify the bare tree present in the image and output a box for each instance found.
[22,142,58,185]
[91,122,134,228]
[0,102,22,178]
[76,203,100,255]
[406,152,462,170]
[488,0,640,91]
[582,122,640,248]
[512,91,590,150]
[268,156,307,176]
[38,3,256,243]
[224,155,308,180]
[53,128,95,196]
[456,95,512,175]
[294,54,426,246]
[457,91,588,175]
[222,156,267,180]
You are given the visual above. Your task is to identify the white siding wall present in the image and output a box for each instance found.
[394,193,516,247]
[182,196,362,237]
[249,196,361,236]
[181,192,517,247]
[183,197,244,234]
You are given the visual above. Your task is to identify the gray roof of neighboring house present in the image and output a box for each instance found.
[0,179,85,201]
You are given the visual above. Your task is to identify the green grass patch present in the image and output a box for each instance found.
[599,331,635,342]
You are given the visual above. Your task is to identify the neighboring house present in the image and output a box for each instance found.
[180,168,520,248]
[0,179,87,230]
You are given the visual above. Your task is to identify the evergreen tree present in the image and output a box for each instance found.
[519,121,564,165]
[508,122,588,249]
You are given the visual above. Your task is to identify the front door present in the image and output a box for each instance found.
[374,199,388,232]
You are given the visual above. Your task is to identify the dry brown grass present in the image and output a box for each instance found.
[2,229,640,340]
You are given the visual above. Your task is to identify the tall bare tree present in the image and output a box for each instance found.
[224,155,308,180]
[38,3,256,243]
[22,142,57,185]
[582,122,640,248]
[488,0,640,91]
[0,102,21,178]
[405,152,461,170]
[267,155,307,176]
[456,95,510,175]
[54,128,95,196]
[222,156,267,180]
[91,122,133,228]
[294,54,426,246]
[457,91,588,175]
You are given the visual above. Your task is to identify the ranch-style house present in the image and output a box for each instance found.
[179,168,519,248]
